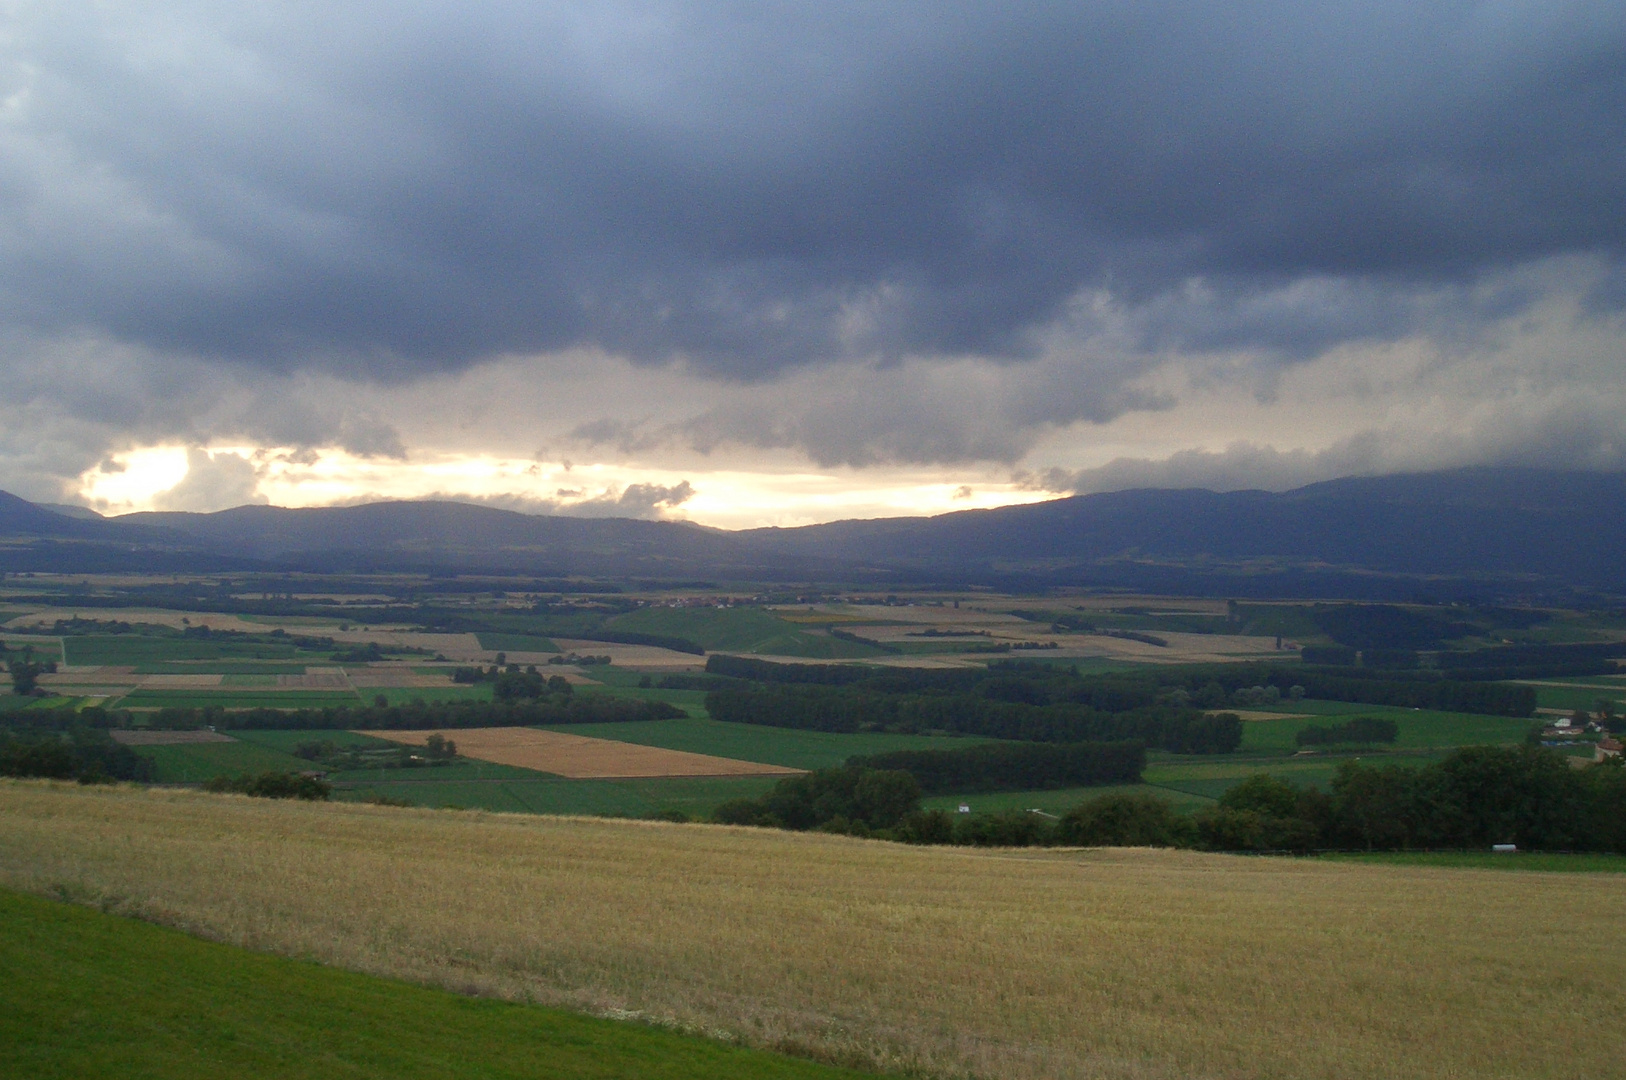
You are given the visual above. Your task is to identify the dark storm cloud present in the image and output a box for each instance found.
[2,1,1624,378]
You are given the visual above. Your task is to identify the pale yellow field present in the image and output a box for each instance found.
[369,726,803,778]
[3,782,1623,1079]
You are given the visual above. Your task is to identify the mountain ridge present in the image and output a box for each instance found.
[3,467,1624,596]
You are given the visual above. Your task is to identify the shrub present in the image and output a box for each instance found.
[0,730,153,783]
[952,809,1052,847]
[1296,717,1399,746]
[850,740,1144,795]
[1056,793,1195,847]
[205,771,331,800]
[711,767,920,832]
[896,809,957,845]
[1300,646,1357,665]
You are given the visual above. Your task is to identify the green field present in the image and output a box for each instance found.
[1237,700,1381,717]
[64,636,304,665]
[135,740,317,783]
[138,732,558,784]
[0,637,63,661]
[921,782,1213,816]
[539,716,990,770]
[574,669,712,713]
[329,761,559,783]
[0,694,79,714]
[1319,851,1626,872]
[1238,709,1537,754]
[116,690,364,709]
[574,683,711,716]
[1232,604,1328,641]
[364,685,494,705]
[230,729,395,752]
[336,775,781,816]
[601,607,886,658]
[0,888,869,1080]
[1140,754,1445,801]
[132,662,314,675]
[474,632,561,653]
[1524,680,1626,712]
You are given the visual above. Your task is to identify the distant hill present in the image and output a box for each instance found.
[35,503,104,521]
[114,501,782,577]
[738,468,1626,594]
[0,491,107,539]
[2,468,1624,596]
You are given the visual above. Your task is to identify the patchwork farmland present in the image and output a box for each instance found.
[6,575,1626,1080]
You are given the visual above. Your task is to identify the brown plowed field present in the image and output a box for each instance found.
[366,726,804,779]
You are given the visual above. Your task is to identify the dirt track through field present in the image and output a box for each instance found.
[366,727,803,779]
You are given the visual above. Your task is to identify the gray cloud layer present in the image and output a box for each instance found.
[1,2,1624,507]
[4,1,1624,379]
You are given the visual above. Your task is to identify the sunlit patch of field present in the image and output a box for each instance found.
[3,781,1621,1080]
[369,727,804,778]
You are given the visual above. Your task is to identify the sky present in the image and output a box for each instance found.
[2,1,1624,529]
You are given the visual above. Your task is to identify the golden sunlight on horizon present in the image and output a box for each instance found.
[74,445,1058,530]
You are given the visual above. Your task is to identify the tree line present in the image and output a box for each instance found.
[0,697,684,735]
[705,684,1242,753]
[204,771,331,800]
[1294,717,1399,746]
[0,727,154,783]
[704,654,1537,719]
[847,740,1144,794]
[1191,748,1626,852]
[703,746,1626,853]
[1301,640,1626,681]
[452,664,577,701]
[704,654,874,684]
[1279,668,1534,714]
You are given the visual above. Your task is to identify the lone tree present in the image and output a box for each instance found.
[7,659,41,696]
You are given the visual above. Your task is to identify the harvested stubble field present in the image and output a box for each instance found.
[2,783,1622,1080]
[370,726,803,779]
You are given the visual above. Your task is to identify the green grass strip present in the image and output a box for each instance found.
[475,632,561,653]
[0,888,880,1080]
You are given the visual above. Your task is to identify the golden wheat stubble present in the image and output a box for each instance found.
[1,781,1622,1080]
